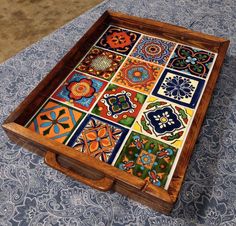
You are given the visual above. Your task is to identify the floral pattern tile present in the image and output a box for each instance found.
[92,84,147,127]
[134,96,193,148]
[67,114,128,163]
[27,100,85,143]
[114,131,178,187]
[52,71,107,111]
[76,47,125,81]
[152,69,205,108]
[131,35,176,65]
[96,26,141,55]
[112,57,163,94]
[167,45,215,78]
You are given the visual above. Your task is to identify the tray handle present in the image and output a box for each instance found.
[44,151,114,191]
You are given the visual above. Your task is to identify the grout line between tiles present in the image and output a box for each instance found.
[23,22,219,190]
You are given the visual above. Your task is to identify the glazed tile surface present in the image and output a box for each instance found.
[52,71,107,111]
[67,114,128,163]
[1,0,235,225]
[134,96,193,148]
[92,84,147,127]
[76,47,125,81]
[114,131,178,187]
[167,45,215,78]
[152,69,205,108]
[27,100,85,143]
[96,26,141,55]
[112,57,163,94]
[131,36,176,65]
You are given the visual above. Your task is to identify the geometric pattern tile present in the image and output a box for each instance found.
[167,44,215,78]
[52,71,107,111]
[67,114,129,164]
[92,84,147,128]
[134,96,193,148]
[131,35,176,65]
[112,57,163,94]
[96,26,141,55]
[114,131,178,187]
[76,47,125,81]
[152,69,205,108]
[27,100,85,144]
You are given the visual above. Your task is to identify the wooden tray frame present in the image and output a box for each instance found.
[2,11,229,214]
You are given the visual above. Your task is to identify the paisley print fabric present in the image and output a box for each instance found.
[0,0,235,225]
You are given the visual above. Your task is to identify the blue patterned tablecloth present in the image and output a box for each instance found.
[0,0,235,225]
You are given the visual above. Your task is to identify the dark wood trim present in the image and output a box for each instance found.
[167,40,230,202]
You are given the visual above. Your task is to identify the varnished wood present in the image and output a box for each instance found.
[2,122,172,203]
[2,10,229,214]
[45,151,114,192]
[167,40,230,202]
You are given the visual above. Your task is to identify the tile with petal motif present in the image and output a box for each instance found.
[167,44,216,78]
[76,47,125,81]
[152,69,205,108]
[112,57,163,94]
[131,35,176,65]
[92,84,147,127]
[134,96,193,148]
[67,114,128,163]
[114,131,178,188]
[52,71,107,111]
[26,100,85,143]
[96,26,141,55]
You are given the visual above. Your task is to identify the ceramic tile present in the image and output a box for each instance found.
[96,26,141,55]
[152,69,205,108]
[52,71,107,111]
[131,35,176,65]
[114,131,178,187]
[76,47,125,81]
[27,100,85,143]
[134,96,193,148]
[67,114,129,163]
[91,84,147,127]
[167,44,215,78]
[112,57,163,94]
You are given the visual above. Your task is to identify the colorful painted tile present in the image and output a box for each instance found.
[152,69,205,108]
[131,36,176,65]
[92,84,147,127]
[76,47,125,81]
[112,57,163,94]
[134,96,193,148]
[114,131,178,187]
[167,45,215,78]
[27,100,85,143]
[96,26,141,55]
[67,114,128,163]
[52,71,107,111]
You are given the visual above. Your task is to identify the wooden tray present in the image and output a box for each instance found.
[2,11,229,214]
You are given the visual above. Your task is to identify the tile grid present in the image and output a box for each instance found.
[24,24,218,190]
[164,51,218,188]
